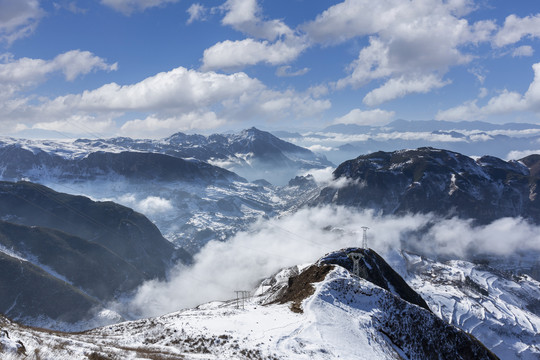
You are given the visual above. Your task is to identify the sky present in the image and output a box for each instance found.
[1,0,540,139]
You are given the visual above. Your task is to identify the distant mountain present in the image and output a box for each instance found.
[0,248,499,359]
[0,146,245,184]
[385,119,540,132]
[323,119,540,134]
[312,147,540,224]
[72,127,332,184]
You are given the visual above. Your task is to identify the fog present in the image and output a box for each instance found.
[125,206,540,318]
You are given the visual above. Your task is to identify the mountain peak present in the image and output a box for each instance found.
[318,248,430,310]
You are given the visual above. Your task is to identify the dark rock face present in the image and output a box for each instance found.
[319,248,430,311]
[312,147,539,223]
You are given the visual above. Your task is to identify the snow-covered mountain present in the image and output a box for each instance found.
[387,251,540,360]
[0,248,498,360]
[312,147,540,224]
[0,127,332,185]
[0,129,329,251]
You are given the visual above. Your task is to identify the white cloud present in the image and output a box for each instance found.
[506,149,540,161]
[306,145,334,153]
[1,65,330,137]
[493,14,540,47]
[512,45,534,57]
[201,38,307,71]
[316,0,496,103]
[100,0,179,15]
[333,108,395,126]
[200,0,306,71]
[275,65,309,77]
[137,196,174,215]
[363,74,450,106]
[186,3,207,24]
[436,62,540,121]
[0,50,116,84]
[220,0,292,40]
[120,112,225,138]
[0,0,43,44]
[126,206,540,317]
[116,194,174,216]
[0,50,117,100]
[43,67,262,114]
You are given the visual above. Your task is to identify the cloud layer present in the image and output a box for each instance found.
[126,206,540,318]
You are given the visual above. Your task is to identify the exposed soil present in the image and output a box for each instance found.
[274,264,334,313]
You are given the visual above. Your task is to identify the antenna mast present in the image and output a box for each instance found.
[361,226,369,249]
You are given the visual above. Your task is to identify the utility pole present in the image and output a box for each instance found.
[361,226,369,249]
[234,290,250,309]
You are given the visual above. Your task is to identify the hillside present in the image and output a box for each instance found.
[0,248,498,360]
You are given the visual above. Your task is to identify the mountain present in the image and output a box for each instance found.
[0,248,498,359]
[0,129,329,252]
[312,147,540,224]
[0,181,192,328]
[392,251,540,360]
[0,127,331,185]
[0,145,244,184]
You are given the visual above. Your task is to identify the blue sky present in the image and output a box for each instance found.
[1,0,539,138]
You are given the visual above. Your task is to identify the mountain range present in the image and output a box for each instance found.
[0,128,539,359]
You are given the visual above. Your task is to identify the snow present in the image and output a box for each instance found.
[393,252,540,360]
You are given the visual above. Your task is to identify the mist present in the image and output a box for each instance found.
[124,205,540,318]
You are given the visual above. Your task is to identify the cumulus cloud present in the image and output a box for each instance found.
[314,0,496,103]
[125,206,540,317]
[220,0,292,40]
[201,38,308,71]
[493,14,540,47]
[363,75,450,106]
[0,65,330,137]
[100,0,179,15]
[0,0,43,44]
[42,67,262,114]
[0,50,117,89]
[333,108,395,126]
[200,0,307,71]
[436,62,540,120]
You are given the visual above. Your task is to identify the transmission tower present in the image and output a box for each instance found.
[361,226,369,249]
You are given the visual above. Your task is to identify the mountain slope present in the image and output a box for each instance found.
[0,248,498,359]
[392,251,540,360]
[0,181,191,278]
[312,147,539,223]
